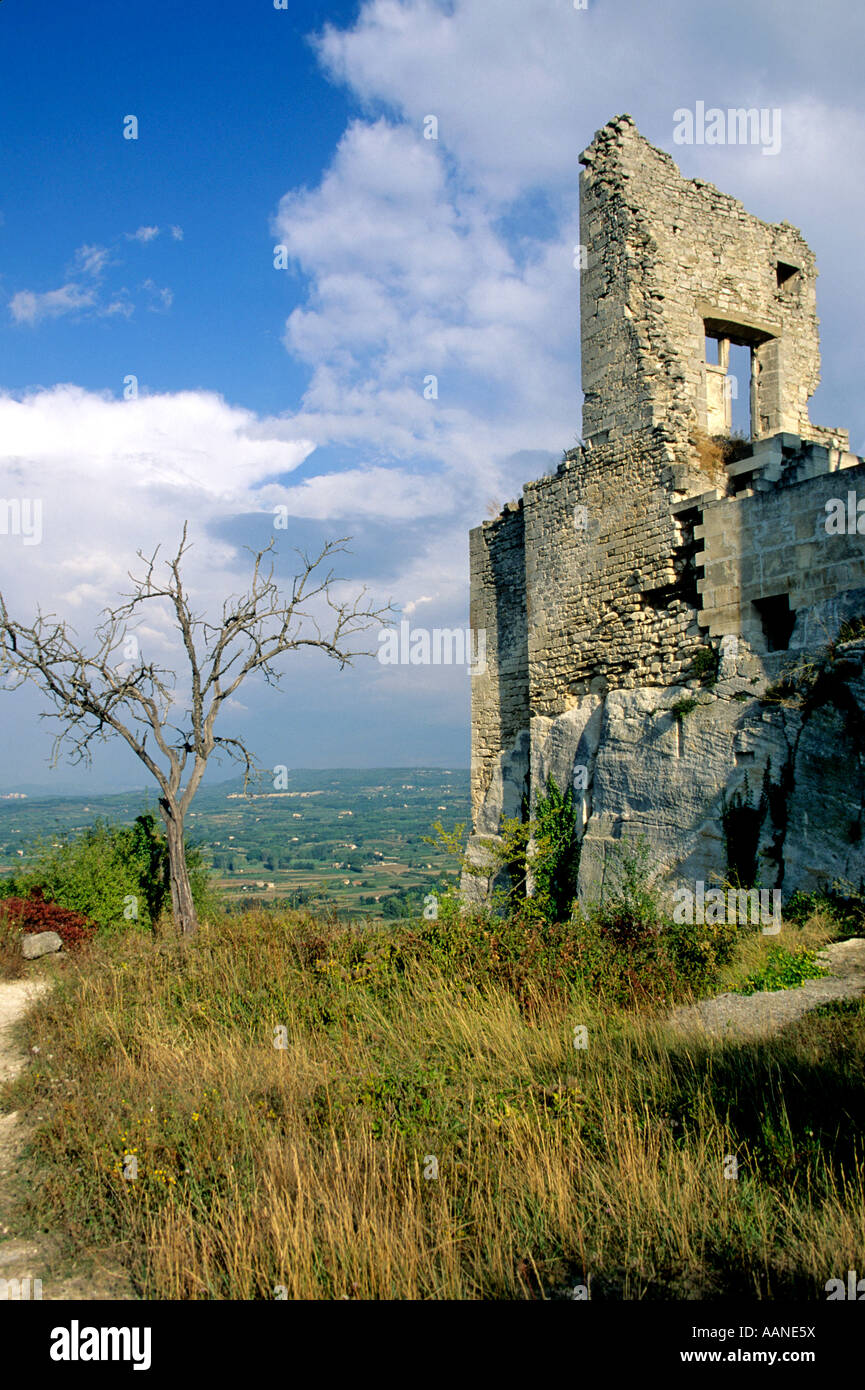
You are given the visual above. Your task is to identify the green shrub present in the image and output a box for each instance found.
[431,777,580,929]
[571,839,732,1005]
[735,944,828,995]
[428,827,739,1008]
[1,813,217,931]
[530,777,580,925]
[690,646,719,686]
[670,696,697,722]
[592,837,658,936]
[784,887,865,934]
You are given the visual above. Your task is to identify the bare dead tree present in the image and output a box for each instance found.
[0,524,390,935]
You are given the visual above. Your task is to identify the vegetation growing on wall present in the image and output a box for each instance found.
[720,773,769,889]
[689,645,720,686]
[690,429,752,490]
[530,778,581,925]
[670,696,697,723]
[435,775,581,928]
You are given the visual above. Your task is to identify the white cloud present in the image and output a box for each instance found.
[269,0,864,492]
[73,244,111,277]
[315,0,865,199]
[0,384,314,499]
[0,385,419,783]
[273,117,578,491]
[141,278,173,311]
[264,465,448,520]
[103,294,134,319]
[0,385,320,614]
[9,283,97,326]
[403,595,435,615]
[10,220,183,329]
[10,243,117,324]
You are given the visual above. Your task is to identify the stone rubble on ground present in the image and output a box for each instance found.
[20,932,63,960]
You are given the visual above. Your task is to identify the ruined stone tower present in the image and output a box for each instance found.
[465,114,865,906]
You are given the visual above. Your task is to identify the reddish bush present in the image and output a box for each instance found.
[0,887,97,951]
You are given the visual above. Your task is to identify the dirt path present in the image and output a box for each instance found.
[668,937,865,1042]
[0,972,135,1300]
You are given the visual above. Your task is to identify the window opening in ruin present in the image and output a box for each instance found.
[704,331,753,439]
[728,341,752,438]
[753,594,796,652]
[705,315,773,442]
[776,261,800,289]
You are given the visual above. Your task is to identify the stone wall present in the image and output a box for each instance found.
[694,439,865,642]
[573,619,865,905]
[468,504,529,831]
[522,435,701,713]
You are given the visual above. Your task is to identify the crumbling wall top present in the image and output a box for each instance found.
[578,116,832,459]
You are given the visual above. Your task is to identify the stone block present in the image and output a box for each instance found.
[21,932,63,960]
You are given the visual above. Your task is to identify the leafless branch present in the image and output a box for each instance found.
[0,522,392,827]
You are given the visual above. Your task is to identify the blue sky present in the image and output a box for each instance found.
[1,0,864,792]
[0,0,359,414]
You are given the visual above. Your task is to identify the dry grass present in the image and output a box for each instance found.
[4,911,865,1299]
[692,430,728,489]
[690,430,753,492]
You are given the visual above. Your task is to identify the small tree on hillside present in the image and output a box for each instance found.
[0,524,388,935]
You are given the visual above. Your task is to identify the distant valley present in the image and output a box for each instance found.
[0,768,470,918]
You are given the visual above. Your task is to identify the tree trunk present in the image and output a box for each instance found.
[161,801,199,936]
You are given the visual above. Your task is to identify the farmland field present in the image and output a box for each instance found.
[0,768,470,918]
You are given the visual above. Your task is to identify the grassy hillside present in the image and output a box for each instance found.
[5,905,865,1300]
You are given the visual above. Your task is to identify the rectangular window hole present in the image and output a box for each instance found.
[753,593,796,652]
[776,261,800,288]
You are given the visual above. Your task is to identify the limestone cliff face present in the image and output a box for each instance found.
[465,617,865,909]
[573,625,865,906]
[464,115,865,911]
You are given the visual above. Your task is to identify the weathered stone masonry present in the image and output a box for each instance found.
[466,114,865,905]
